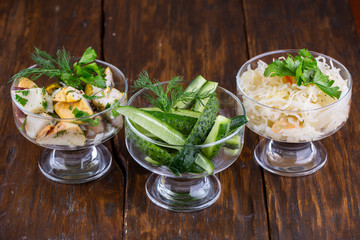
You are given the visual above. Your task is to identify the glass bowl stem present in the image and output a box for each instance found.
[38,144,112,184]
[145,173,221,212]
[254,139,327,176]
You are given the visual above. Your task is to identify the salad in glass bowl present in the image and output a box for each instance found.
[237,49,352,176]
[120,72,247,212]
[10,47,128,183]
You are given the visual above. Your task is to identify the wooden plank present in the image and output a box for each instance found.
[243,0,360,238]
[0,0,125,239]
[349,0,360,36]
[104,0,269,239]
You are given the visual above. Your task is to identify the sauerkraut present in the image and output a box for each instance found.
[237,56,351,142]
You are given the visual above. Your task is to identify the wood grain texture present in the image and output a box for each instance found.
[104,0,269,239]
[0,0,125,239]
[244,0,360,239]
[350,0,360,36]
[1,0,359,238]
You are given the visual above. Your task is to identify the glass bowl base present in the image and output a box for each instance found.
[38,144,112,184]
[145,173,221,212]
[254,139,327,177]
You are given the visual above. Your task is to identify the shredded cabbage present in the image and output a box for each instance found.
[237,57,351,142]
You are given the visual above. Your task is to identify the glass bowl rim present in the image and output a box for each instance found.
[125,81,246,148]
[10,58,128,121]
[236,49,353,114]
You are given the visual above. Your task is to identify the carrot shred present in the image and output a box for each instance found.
[272,120,296,133]
[283,76,295,84]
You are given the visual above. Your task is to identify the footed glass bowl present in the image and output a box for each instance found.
[236,49,352,177]
[125,82,246,212]
[10,59,128,184]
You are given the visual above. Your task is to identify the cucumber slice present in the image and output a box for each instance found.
[169,95,219,174]
[194,153,215,174]
[140,107,162,111]
[145,111,197,135]
[144,156,162,166]
[141,107,201,118]
[201,115,230,159]
[229,115,248,133]
[130,120,160,140]
[172,109,201,118]
[126,127,174,165]
[173,75,207,109]
[192,81,218,112]
[188,163,207,174]
[223,147,241,157]
[224,134,241,149]
[118,106,186,145]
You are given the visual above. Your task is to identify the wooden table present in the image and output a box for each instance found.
[1,0,359,239]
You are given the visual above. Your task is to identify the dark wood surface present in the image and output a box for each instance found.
[1,0,359,239]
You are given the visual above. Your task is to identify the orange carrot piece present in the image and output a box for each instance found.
[272,120,296,133]
[283,76,295,84]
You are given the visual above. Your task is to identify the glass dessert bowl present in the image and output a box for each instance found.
[11,59,128,184]
[236,49,352,177]
[124,81,246,212]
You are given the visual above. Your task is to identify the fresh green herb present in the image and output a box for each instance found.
[21,118,27,131]
[264,49,341,99]
[73,47,106,89]
[42,87,46,95]
[49,112,60,118]
[79,47,98,65]
[69,106,73,110]
[72,107,99,126]
[132,71,214,113]
[112,109,120,117]
[111,99,123,114]
[82,94,103,100]
[105,103,111,109]
[10,47,107,90]
[105,100,120,117]
[21,90,30,96]
[15,94,28,106]
[42,101,48,110]
[54,130,68,138]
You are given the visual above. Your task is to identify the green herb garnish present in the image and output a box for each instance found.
[72,107,99,126]
[10,47,107,90]
[42,87,46,95]
[21,90,30,96]
[54,130,68,138]
[21,118,27,131]
[112,109,120,117]
[264,49,341,99]
[132,71,214,113]
[105,103,111,109]
[82,94,103,100]
[42,101,48,110]
[15,94,28,106]
[49,112,60,118]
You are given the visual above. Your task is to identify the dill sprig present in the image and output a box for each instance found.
[10,47,107,90]
[133,71,214,113]
[11,47,69,82]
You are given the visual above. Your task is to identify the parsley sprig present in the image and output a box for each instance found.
[15,94,28,106]
[132,71,214,113]
[264,49,341,99]
[72,108,99,126]
[10,47,106,90]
